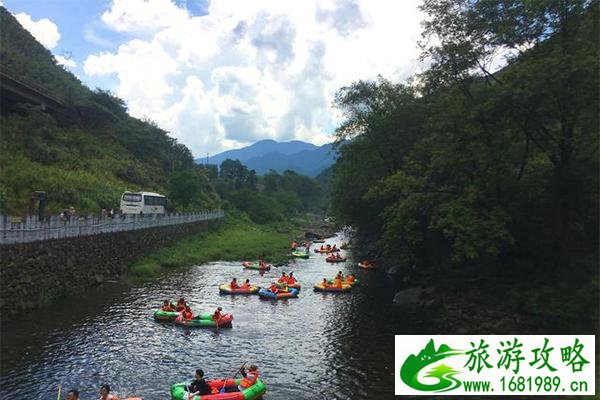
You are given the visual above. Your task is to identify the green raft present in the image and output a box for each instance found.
[170,378,266,400]
[175,313,233,328]
[290,251,309,259]
[154,310,213,322]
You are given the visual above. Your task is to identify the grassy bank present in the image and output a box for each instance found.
[127,214,303,279]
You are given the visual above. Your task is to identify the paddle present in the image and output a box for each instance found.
[57,384,62,400]
[220,362,247,393]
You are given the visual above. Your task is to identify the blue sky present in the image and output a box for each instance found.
[2,1,426,157]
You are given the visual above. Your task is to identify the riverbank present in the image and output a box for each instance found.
[127,213,329,279]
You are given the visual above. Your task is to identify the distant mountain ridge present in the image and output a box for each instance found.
[197,139,337,177]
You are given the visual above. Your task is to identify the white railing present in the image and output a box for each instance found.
[0,210,224,245]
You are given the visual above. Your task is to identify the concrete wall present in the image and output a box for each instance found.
[0,218,221,317]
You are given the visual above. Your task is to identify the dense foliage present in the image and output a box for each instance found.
[331,0,598,274]
[0,7,212,214]
[212,159,324,224]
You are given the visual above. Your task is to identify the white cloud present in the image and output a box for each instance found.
[15,12,60,49]
[85,0,425,156]
[55,55,77,68]
[101,0,189,33]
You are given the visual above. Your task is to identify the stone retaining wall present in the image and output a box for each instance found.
[0,218,221,317]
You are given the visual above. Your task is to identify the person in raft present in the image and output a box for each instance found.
[238,365,260,391]
[333,274,343,288]
[332,244,338,251]
[66,389,80,400]
[241,278,251,289]
[182,305,194,320]
[287,272,297,285]
[221,364,260,393]
[98,384,119,400]
[335,252,343,260]
[230,278,239,289]
[258,258,267,268]
[186,369,213,396]
[212,307,223,321]
[268,283,279,294]
[321,278,330,288]
[161,299,175,312]
[290,240,298,249]
[346,274,356,284]
[278,272,288,283]
[326,244,332,250]
[335,271,344,280]
[176,297,186,312]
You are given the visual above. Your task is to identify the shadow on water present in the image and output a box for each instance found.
[0,232,424,399]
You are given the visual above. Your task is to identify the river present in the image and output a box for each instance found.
[0,233,426,399]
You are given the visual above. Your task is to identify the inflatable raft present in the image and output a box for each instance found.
[258,287,299,300]
[275,281,301,291]
[242,261,271,271]
[219,284,260,294]
[171,378,266,400]
[312,239,325,243]
[327,278,360,286]
[313,248,331,253]
[358,261,376,269]
[290,251,309,259]
[313,282,352,292]
[325,256,347,263]
[153,309,180,321]
[174,313,233,328]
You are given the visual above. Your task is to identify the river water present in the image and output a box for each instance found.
[1,233,425,399]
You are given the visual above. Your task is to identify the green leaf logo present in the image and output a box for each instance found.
[400,339,464,392]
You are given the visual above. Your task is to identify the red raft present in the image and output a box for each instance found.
[171,377,266,400]
[326,256,347,263]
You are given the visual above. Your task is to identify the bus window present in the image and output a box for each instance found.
[122,193,142,202]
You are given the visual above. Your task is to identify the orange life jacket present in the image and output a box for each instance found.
[269,285,279,293]
[212,311,222,321]
[241,283,250,289]
[278,276,288,283]
[333,278,342,287]
[162,305,175,312]
[183,310,193,320]
[240,370,259,388]
[287,277,296,284]
[230,281,239,289]
[347,276,355,283]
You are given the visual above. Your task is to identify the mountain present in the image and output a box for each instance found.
[200,139,318,166]
[199,140,337,177]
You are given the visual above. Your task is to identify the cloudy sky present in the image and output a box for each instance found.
[2,0,426,157]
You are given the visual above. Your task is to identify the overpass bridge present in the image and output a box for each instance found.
[0,70,65,112]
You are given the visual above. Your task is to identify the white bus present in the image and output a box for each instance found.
[120,191,168,215]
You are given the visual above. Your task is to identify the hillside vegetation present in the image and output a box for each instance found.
[331,0,598,331]
[0,7,215,215]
